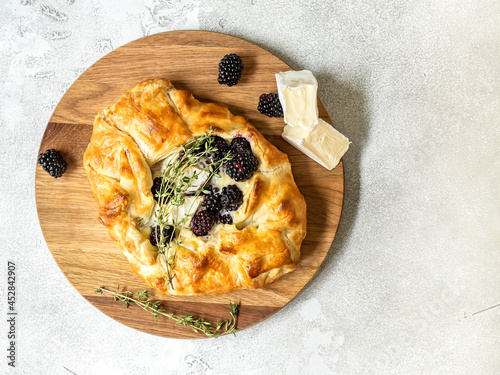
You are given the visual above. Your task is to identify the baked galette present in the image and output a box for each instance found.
[83,78,306,295]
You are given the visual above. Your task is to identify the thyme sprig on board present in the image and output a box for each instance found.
[154,129,232,289]
[95,286,238,338]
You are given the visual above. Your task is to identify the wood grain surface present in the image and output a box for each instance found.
[35,31,344,339]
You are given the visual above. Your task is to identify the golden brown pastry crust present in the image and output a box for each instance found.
[83,78,306,295]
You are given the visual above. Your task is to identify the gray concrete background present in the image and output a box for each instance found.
[1,1,499,374]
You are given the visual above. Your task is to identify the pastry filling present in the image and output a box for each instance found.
[145,132,259,287]
[146,132,258,248]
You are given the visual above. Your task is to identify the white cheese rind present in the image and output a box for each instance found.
[276,70,319,130]
[167,196,202,227]
[145,196,202,229]
[282,119,350,170]
[147,156,207,228]
[182,166,210,195]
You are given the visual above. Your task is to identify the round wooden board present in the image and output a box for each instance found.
[35,31,344,339]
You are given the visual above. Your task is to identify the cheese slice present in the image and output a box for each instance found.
[282,119,350,170]
[276,70,319,130]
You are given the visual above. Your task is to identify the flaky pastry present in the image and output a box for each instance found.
[83,78,306,295]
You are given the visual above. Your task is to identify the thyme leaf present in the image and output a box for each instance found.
[153,130,233,290]
[95,286,239,338]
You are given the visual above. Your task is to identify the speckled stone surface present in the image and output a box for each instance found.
[1,1,499,374]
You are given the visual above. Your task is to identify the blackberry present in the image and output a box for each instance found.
[38,149,67,178]
[150,225,175,247]
[151,177,162,201]
[191,210,217,236]
[220,185,243,211]
[188,136,229,164]
[177,150,186,161]
[257,93,283,117]
[206,136,230,162]
[225,151,259,182]
[217,54,243,87]
[201,190,222,212]
[151,177,173,202]
[219,211,233,225]
[230,137,252,154]
[204,185,219,195]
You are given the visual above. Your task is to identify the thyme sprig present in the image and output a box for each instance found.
[154,129,232,289]
[95,286,238,338]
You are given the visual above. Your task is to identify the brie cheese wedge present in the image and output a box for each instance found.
[282,119,350,170]
[276,70,319,130]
